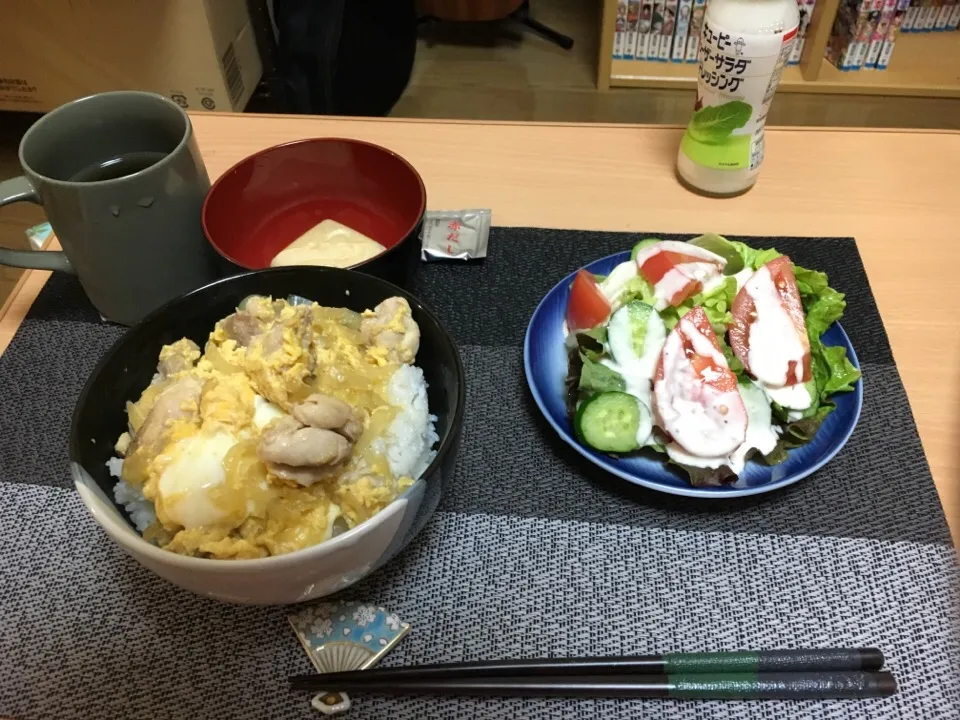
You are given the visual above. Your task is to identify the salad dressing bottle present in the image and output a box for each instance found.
[677,0,800,196]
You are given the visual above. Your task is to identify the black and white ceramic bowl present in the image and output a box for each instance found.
[70,267,464,605]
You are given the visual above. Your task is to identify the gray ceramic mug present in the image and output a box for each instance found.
[0,91,220,325]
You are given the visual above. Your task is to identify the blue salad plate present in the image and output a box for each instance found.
[524,251,863,499]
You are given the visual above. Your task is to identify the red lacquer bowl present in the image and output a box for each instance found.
[202,138,426,287]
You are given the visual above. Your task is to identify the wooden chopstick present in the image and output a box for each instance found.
[290,671,897,700]
[290,648,884,688]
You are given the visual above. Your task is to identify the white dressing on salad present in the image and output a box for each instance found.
[761,381,813,411]
[599,261,638,308]
[744,265,807,388]
[634,241,727,311]
[733,267,755,292]
[647,262,726,311]
[601,307,667,446]
[664,382,779,474]
[701,273,730,295]
[650,269,693,311]
[654,316,746,457]
[633,241,726,267]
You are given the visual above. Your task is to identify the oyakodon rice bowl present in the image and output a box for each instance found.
[70,268,464,605]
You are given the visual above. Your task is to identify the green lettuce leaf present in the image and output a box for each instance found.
[790,262,860,401]
[697,276,737,332]
[658,276,736,336]
[620,275,656,306]
[792,265,829,302]
[817,342,861,397]
[579,355,625,395]
[575,327,607,361]
[761,405,834,465]
[729,241,782,271]
[804,286,847,338]
[722,338,745,376]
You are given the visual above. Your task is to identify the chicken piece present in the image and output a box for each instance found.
[258,416,352,468]
[157,339,201,378]
[360,296,420,364]
[266,463,331,486]
[253,323,286,356]
[243,295,283,321]
[129,376,204,454]
[236,304,317,409]
[222,311,263,348]
[291,393,363,442]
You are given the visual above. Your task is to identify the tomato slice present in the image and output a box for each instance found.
[729,256,812,387]
[636,243,725,308]
[566,270,612,332]
[654,307,747,457]
[640,251,708,284]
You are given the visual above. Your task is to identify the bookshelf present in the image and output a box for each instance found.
[599,0,960,98]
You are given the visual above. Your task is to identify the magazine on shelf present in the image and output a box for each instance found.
[949,0,960,28]
[636,2,654,59]
[659,0,680,60]
[686,0,706,62]
[648,0,666,58]
[914,0,936,30]
[613,0,627,58]
[934,0,957,27]
[789,0,818,64]
[826,0,873,70]
[877,1,909,68]
[625,0,641,58]
[672,0,694,61]
[924,0,943,28]
[844,6,873,69]
[902,0,919,29]
[865,0,898,66]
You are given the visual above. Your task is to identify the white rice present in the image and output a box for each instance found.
[109,363,439,534]
[383,364,439,480]
[108,458,157,533]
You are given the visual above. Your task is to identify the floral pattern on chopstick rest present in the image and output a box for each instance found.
[288,602,411,716]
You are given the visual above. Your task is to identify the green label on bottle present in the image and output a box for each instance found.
[680,100,754,170]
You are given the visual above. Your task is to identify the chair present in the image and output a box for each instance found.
[417,0,574,49]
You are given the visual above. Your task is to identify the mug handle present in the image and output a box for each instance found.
[0,176,74,273]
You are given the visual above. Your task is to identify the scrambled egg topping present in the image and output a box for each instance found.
[116,297,419,559]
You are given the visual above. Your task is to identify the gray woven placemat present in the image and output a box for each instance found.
[1,229,957,720]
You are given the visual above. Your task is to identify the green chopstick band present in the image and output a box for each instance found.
[670,673,759,699]
[663,649,878,674]
[663,652,759,674]
[669,671,894,699]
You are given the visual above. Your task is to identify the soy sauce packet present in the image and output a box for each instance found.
[421,209,491,261]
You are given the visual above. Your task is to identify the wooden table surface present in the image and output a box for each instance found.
[2,115,958,544]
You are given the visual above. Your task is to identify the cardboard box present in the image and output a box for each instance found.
[0,0,261,113]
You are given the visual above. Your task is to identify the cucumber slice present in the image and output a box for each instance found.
[608,301,654,361]
[607,301,666,377]
[687,233,744,275]
[575,392,648,453]
[630,238,663,262]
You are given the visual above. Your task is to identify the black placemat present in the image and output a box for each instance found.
[1,229,957,719]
